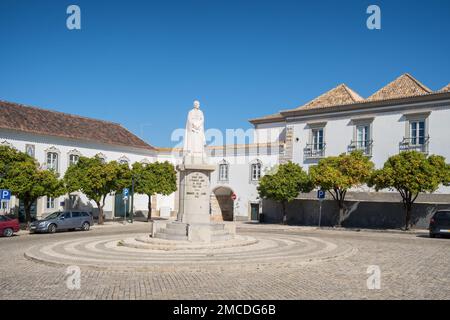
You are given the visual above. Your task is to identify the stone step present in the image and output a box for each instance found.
[211,229,230,236]
[159,227,187,236]
[166,222,188,231]
[154,232,188,241]
[209,224,225,231]
[211,233,233,242]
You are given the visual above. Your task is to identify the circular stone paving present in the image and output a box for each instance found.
[24,232,357,272]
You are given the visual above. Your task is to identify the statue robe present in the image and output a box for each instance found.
[183,108,206,156]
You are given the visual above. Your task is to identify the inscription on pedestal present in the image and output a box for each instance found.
[186,172,208,199]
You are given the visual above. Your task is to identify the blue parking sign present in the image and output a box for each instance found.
[123,188,129,197]
[317,189,325,200]
[0,190,11,200]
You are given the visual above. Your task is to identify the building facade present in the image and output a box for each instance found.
[1,73,449,226]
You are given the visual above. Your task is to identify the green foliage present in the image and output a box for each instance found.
[0,145,33,184]
[258,162,311,223]
[132,161,177,220]
[64,156,131,224]
[369,151,450,229]
[0,146,64,222]
[309,151,374,225]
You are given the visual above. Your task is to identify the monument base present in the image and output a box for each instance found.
[152,221,235,243]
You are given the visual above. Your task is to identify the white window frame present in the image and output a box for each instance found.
[46,197,56,210]
[218,160,229,182]
[118,155,130,165]
[311,128,324,151]
[409,119,426,146]
[46,152,59,172]
[250,160,262,182]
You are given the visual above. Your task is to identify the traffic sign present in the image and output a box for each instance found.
[317,189,325,201]
[122,188,129,197]
[0,190,11,200]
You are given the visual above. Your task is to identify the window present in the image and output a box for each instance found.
[251,162,262,181]
[69,154,79,166]
[64,212,71,219]
[25,144,35,158]
[356,125,370,148]
[312,128,324,150]
[219,163,229,181]
[46,197,56,209]
[47,152,59,171]
[410,120,425,145]
[72,212,81,218]
[96,153,107,163]
[305,126,326,159]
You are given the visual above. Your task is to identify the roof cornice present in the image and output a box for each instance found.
[280,91,450,119]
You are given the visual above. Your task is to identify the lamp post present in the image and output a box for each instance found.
[130,175,135,223]
[130,173,141,223]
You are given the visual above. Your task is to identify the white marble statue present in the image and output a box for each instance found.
[183,100,206,159]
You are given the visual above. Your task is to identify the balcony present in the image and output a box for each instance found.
[347,140,373,156]
[303,143,326,159]
[399,137,430,154]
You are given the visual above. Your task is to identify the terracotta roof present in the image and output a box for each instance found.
[439,83,450,92]
[248,112,284,124]
[0,100,155,151]
[367,73,432,101]
[296,84,364,110]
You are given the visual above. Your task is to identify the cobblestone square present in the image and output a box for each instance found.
[0,223,449,300]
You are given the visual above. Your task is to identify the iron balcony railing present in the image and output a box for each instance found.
[303,143,326,159]
[347,140,373,156]
[399,136,430,154]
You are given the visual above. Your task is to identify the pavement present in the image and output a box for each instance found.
[0,222,449,300]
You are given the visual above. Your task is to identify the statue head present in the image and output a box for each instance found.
[193,100,200,109]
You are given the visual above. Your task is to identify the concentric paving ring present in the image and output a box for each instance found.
[24,232,357,272]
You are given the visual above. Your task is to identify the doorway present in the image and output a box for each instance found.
[250,203,259,221]
[210,186,234,221]
[114,193,128,218]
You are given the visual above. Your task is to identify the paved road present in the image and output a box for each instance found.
[0,222,449,300]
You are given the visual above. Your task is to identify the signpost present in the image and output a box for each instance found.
[0,190,11,214]
[122,188,129,223]
[0,190,11,201]
[317,189,325,228]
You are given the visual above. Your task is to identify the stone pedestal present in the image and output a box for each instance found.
[177,162,215,224]
[153,159,235,243]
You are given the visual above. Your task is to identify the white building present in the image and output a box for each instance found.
[1,73,449,226]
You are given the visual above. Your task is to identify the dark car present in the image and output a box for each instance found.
[29,211,93,234]
[429,210,450,238]
[0,216,20,237]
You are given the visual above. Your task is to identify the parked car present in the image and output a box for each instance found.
[0,215,20,237]
[429,210,450,238]
[29,211,93,234]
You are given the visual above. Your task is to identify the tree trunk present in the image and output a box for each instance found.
[404,202,412,231]
[24,200,32,225]
[281,201,287,225]
[96,201,104,225]
[337,199,346,227]
[147,194,152,221]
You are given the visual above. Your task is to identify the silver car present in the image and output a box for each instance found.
[29,211,93,234]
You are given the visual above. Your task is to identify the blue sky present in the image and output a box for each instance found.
[0,0,449,147]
